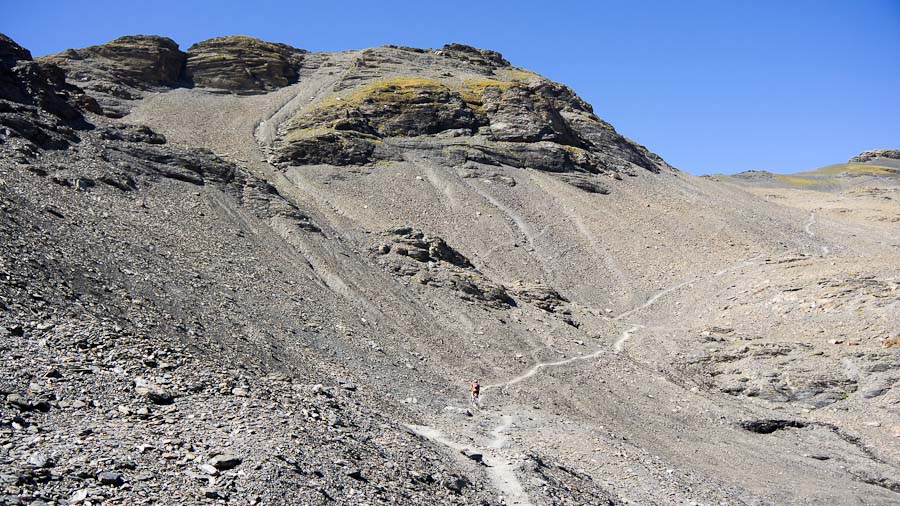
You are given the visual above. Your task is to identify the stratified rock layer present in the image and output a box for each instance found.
[271,47,671,179]
[40,35,186,88]
[185,36,305,92]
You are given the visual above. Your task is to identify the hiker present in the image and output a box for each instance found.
[470,379,481,406]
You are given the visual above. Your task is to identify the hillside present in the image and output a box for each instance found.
[714,151,900,191]
[2,33,899,505]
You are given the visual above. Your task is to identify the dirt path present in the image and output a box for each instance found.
[406,422,532,506]
[406,247,780,503]
[613,278,697,322]
[484,326,639,391]
[804,210,831,255]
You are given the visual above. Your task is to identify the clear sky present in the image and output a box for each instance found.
[3,0,899,174]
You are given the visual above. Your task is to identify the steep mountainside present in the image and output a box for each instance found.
[3,33,899,505]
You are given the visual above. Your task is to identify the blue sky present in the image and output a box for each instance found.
[3,0,899,174]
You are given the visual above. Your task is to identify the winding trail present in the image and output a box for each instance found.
[613,279,696,322]
[464,178,540,255]
[804,211,816,236]
[407,248,774,504]
[406,422,532,506]
[804,211,831,256]
[484,326,639,391]
[613,325,643,353]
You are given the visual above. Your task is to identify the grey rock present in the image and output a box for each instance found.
[345,468,365,481]
[862,387,888,399]
[69,489,88,503]
[461,449,483,464]
[201,487,223,499]
[444,475,470,494]
[97,470,123,486]
[199,464,218,476]
[133,377,174,405]
[26,452,50,468]
[209,454,242,471]
[6,393,31,411]
[849,149,900,163]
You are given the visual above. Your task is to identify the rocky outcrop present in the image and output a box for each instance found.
[1,33,99,121]
[850,149,900,164]
[185,36,305,92]
[438,43,510,68]
[272,63,673,182]
[40,35,186,88]
[374,228,515,308]
[0,33,32,64]
[386,227,473,268]
[510,282,569,313]
[38,35,186,117]
[38,35,306,116]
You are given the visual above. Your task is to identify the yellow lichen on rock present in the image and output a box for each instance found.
[458,78,522,109]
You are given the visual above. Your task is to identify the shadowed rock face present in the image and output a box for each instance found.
[1,33,98,142]
[185,36,305,92]
[0,34,33,64]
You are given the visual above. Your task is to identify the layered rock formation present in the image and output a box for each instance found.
[38,35,305,116]
[185,35,305,92]
[40,35,185,88]
[270,45,671,181]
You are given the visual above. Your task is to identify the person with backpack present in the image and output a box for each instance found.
[469,379,481,406]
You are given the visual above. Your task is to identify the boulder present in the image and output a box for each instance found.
[97,470,124,486]
[133,377,174,405]
[209,453,242,470]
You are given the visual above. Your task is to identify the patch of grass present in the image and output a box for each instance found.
[327,77,447,108]
[459,78,522,107]
[798,163,899,177]
[500,68,540,81]
[773,175,840,187]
